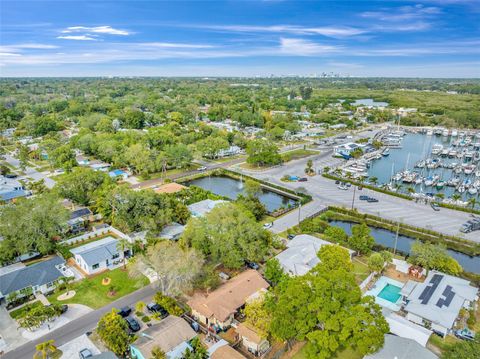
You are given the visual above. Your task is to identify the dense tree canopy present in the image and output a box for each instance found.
[408,242,462,275]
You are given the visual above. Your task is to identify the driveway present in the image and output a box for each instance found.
[0,307,28,354]
[57,334,100,359]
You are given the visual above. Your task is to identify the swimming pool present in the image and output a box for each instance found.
[378,283,402,303]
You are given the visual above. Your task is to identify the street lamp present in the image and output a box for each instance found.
[351,185,357,210]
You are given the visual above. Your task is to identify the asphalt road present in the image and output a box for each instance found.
[3,154,56,189]
[3,284,158,359]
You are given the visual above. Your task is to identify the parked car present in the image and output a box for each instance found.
[359,195,369,200]
[79,348,93,359]
[335,180,340,184]
[197,166,207,171]
[4,174,17,178]
[337,185,348,190]
[298,177,308,182]
[454,328,475,341]
[367,197,379,203]
[245,261,259,270]
[218,272,230,281]
[287,234,296,240]
[431,203,440,211]
[263,222,273,229]
[117,306,132,318]
[146,303,168,318]
[125,317,141,332]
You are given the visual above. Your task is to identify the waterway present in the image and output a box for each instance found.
[329,220,480,274]
[367,132,480,204]
[185,175,297,212]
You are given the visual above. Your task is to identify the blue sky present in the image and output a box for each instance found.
[1,0,479,77]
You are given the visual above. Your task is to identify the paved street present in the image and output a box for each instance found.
[236,151,479,243]
[3,154,56,189]
[2,284,158,359]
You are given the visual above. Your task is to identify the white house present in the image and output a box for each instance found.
[187,199,227,218]
[333,142,366,158]
[71,236,129,275]
[275,234,354,276]
[402,271,478,337]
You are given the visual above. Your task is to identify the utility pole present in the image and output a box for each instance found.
[298,202,302,224]
[393,221,400,255]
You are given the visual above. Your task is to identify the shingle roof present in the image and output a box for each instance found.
[210,344,246,359]
[70,236,120,266]
[159,223,185,240]
[0,256,64,297]
[187,270,269,322]
[132,316,196,356]
[187,199,227,217]
[70,207,92,220]
[364,334,438,359]
[404,270,478,329]
[275,234,354,276]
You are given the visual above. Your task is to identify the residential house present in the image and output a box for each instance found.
[153,182,187,194]
[275,235,354,276]
[218,145,242,158]
[0,256,68,304]
[333,142,366,158]
[402,271,478,337]
[187,199,227,218]
[76,155,89,166]
[130,316,196,359]
[70,236,129,275]
[397,107,418,118]
[89,160,111,172]
[0,176,29,202]
[67,207,93,234]
[208,340,246,359]
[364,334,438,359]
[159,223,185,241]
[188,270,269,331]
[235,322,270,356]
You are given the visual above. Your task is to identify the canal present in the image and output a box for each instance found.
[185,175,298,212]
[329,220,480,274]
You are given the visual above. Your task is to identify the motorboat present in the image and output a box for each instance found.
[431,144,443,155]
[464,165,476,175]
[382,148,390,157]
[426,129,433,136]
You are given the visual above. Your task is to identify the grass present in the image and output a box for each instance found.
[139,164,199,180]
[47,267,149,309]
[428,334,461,354]
[293,345,362,359]
[9,300,42,319]
[352,257,371,284]
[281,149,318,162]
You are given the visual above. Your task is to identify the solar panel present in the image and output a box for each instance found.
[436,285,455,308]
[419,274,443,305]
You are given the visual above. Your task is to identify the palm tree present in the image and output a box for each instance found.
[150,346,166,359]
[369,176,378,186]
[451,193,461,202]
[116,237,131,270]
[34,340,57,359]
[435,193,445,202]
[407,187,415,196]
[468,197,477,209]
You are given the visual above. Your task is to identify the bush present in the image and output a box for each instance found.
[153,293,183,316]
[141,315,151,323]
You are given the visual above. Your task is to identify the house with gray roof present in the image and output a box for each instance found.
[159,223,185,241]
[71,236,129,275]
[402,271,478,337]
[0,175,29,202]
[187,199,227,218]
[0,256,66,304]
[275,234,354,276]
[364,334,438,359]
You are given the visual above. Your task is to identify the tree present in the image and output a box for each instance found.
[165,143,193,169]
[350,147,364,159]
[264,258,286,286]
[195,136,229,159]
[122,109,145,129]
[316,244,353,271]
[244,297,271,339]
[135,301,146,314]
[97,309,132,356]
[181,203,270,269]
[408,242,462,275]
[267,246,388,359]
[34,339,57,359]
[442,333,480,359]
[323,226,348,244]
[369,176,378,185]
[349,223,375,254]
[236,194,267,220]
[55,167,113,206]
[116,237,130,270]
[153,292,183,315]
[130,241,203,296]
[246,139,282,167]
[17,143,30,171]
[0,194,69,263]
[49,144,77,172]
[305,159,314,175]
[368,253,385,273]
[150,346,166,359]
[467,197,477,209]
[244,179,262,198]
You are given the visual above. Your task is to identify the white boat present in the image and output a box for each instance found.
[468,187,478,195]
[464,165,476,175]
[426,129,433,136]
[451,130,458,137]
[448,149,457,157]
[442,129,449,137]
[476,170,480,177]
[431,144,443,155]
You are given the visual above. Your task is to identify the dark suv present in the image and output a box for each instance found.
[147,303,169,318]
[117,306,132,318]
[125,317,141,332]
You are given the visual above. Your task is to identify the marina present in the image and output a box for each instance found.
[342,128,480,208]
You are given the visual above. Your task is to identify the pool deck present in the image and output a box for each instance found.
[365,276,404,311]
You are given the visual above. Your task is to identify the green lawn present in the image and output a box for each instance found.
[281,149,318,162]
[139,164,199,180]
[352,257,371,284]
[293,345,362,359]
[47,268,149,309]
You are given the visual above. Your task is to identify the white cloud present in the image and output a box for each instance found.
[194,24,365,38]
[61,26,130,36]
[279,38,340,55]
[139,42,214,49]
[57,35,98,41]
[361,4,441,21]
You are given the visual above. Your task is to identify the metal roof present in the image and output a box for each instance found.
[365,334,438,359]
[70,236,120,266]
